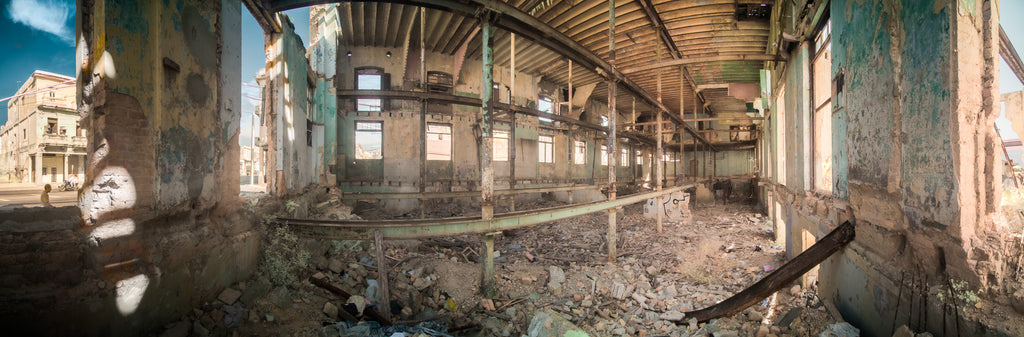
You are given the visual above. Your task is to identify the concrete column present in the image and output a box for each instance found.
[63,154,68,182]
[479,18,496,298]
[34,153,41,184]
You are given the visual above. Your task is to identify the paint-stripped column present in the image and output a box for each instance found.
[606,0,618,262]
[655,39,664,233]
[656,111,664,233]
[567,60,574,204]
[509,33,516,212]
[419,7,427,219]
[479,19,496,298]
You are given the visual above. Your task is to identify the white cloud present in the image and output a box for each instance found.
[7,0,74,44]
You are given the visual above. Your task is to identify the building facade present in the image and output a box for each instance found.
[0,71,85,184]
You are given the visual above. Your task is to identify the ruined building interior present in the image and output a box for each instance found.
[4,0,1024,336]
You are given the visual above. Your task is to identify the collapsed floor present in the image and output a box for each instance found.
[153,188,862,337]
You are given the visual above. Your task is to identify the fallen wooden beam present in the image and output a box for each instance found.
[679,221,856,322]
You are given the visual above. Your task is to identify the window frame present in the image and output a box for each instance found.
[355,67,385,112]
[354,120,383,160]
[538,135,554,163]
[537,96,553,123]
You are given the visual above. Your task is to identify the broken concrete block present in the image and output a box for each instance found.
[659,310,684,321]
[548,266,566,291]
[818,322,860,337]
[323,302,338,320]
[527,309,590,337]
[611,282,628,299]
[217,287,242,305]
[328,259,344,273]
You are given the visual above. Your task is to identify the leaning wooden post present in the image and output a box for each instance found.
[479,18,496,298]
[606,0,618,262]
[374,229,391,320]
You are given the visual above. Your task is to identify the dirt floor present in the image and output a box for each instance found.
[156,191,849,337]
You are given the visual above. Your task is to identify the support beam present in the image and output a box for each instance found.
[509,33,517,212]
[284,185,692,240]
[606,0,618,262]
[419,7,427,218]
[479,19,495,297]
[655,111,664,233]
[1000,25,1024,85]
[620,54,777,74]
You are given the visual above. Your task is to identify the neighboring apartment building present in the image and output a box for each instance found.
[0,71,85,184]
[240,145,264,185]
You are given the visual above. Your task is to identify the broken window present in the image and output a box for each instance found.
[601,145,608,166]
[426,123,452,161]
[354,121,382,159]
[574,141,586,165]
[621,148,629,166]
[538,135,554,163]
[538,97,553,123]
[356,67,384,111]
[306,119,313,147]
[493,130,509,162]
[812,19,832,193]
[47,118,57,134]
[600,115,609,127]
[636,150,643,167]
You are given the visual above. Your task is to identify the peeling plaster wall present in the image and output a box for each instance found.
[764,1,1003,335]
[0,1,258,335]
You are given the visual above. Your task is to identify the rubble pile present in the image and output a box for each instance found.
[160,192,850,336]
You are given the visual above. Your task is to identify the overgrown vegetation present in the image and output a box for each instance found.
[259,224,311,286]
[936,279,980,311]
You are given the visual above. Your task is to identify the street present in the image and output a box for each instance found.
[0,183,78,209]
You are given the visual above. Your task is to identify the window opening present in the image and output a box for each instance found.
[574,141,586,165]
[355,121,383,159]
[538,135,554,163]
[493,130,510,161]
[426,123,452,161]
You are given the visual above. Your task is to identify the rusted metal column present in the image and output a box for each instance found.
[479,18,496,298]
[656,111,664,233]
[509,33,516,212]
[374,229,391,320]
[419,7,427,219]
[606,0,618,262]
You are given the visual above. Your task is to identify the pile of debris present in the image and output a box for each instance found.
[161,191,854,336]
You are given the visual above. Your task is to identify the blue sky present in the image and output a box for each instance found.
[0,1,1020,141]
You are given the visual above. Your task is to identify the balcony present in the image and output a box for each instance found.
[40,134,87,148]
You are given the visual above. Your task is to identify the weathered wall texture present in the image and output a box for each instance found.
[765,0,1004,335]
[0,1,256,335]
[266,16,318,194]
[332,41,674,213]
